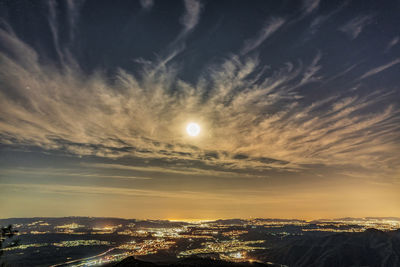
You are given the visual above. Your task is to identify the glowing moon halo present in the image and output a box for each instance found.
[186,123,200,137]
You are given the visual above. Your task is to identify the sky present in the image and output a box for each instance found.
[0,0,399,220]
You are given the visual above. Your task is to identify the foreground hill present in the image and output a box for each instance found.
[257,228,400,267]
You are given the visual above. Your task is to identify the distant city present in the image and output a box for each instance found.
[1,217,399,266]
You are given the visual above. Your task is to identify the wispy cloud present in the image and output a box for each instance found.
[81,163,272,178]
[302,0,320,16]
[241,18,285,55]
[300,52,322,84]
[0,167,152,180]
[360,58,400,79]
[181,0,202,33]
[0,183,232,201]
[47,0,63,63]
[385,36,399,52]
[0,182,350,205]
[140,0,154,10]
[0,15,399,178]
[155,0,203,70]
[65,0,85,43]
[307,1,348,35]
[339,15,374,39]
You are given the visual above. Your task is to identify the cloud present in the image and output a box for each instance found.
[307,2,348,35]
[385,36,399,52]
[181,0,202,33]
[0,182,350,205]
[339,15,374,39]
[359,58,400,79]
[299,52,322,84]
[65,0,85,43]
[140,0,154,10]
[45,0,85,65]
[241,18,285,55]
[47,0,63,63]
[0,19,399,178]
[82,163,264,178]
[1,167,152,180]
[0,183,232,201]
[302,0,320,16]
[153,0,203,71]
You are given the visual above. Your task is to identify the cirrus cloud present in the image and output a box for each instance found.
[0,3,399,179]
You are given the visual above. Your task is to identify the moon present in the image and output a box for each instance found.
[186,122,200,137]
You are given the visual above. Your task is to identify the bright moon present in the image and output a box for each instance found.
[186,123,200,137]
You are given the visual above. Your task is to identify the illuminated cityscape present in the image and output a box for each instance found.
[1,217,399,266]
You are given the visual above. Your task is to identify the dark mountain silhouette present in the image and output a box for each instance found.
[257,228,400,267]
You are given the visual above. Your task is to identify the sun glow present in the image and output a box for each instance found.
[186,123,200,137]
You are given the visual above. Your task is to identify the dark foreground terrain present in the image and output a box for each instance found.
[255,229,400,267]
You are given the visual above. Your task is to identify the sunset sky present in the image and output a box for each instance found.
[0,0,399,220]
